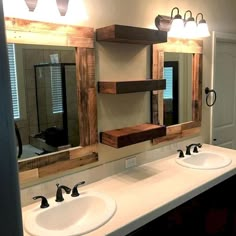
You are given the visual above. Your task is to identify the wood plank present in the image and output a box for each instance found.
[69,144,97,160]
[87,48,96,88]
[152,122,201,144]
[76,48,97,146]
[98,80,166,94]
[100,123,166,148]
[153,133,182,144]
[181,121,201,130]
[18,151,70,172]
[181,121,201,137]
[38,153,98,177]
[192,54,203,122]
[6,31,94,48]
[155,38,203,54]
[182,127,201,137]
[152,124,182,144]
[19,169,39,184]
[86,48,98,144]
[152,49,164,125]
[76,48,88,146]
[88,88,98,144]
[166,124,182,135]
[5,17,94,38]
[96,25,167,45]
[5,17,94,48]
[18,147,98,183]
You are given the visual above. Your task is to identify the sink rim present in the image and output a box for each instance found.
[24,191,117,236]
[175,151,232,170]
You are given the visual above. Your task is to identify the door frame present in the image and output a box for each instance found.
[210,31,236,144]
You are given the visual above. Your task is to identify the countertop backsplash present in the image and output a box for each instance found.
[20,136,203,207]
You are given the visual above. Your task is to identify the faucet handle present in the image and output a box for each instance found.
[177,149,185,158]
[33,195,49,208]
[193,143,202,153]
[193,146,199,153]
[71,181,85,197]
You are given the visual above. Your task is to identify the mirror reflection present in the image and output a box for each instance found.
[152,39,202,145]
[163,52,192,126]
[10,43,80,160]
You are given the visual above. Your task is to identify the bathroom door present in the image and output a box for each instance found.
[212,37,236,149]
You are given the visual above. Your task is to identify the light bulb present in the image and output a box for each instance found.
[184,20,197,38]
[197,22,210,38]
[168,18,184,38]
[56,0,69,16]
[24,0,38,11]
[196,13,210,38]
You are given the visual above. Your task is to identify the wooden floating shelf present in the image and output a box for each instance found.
[96,25,167,45]
[100,123,166,148]
[98,80,166,94]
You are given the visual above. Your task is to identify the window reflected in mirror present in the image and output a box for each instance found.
[163,61,178,126]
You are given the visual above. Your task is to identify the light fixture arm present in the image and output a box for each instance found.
[171,7,182,20]
[196,13,206,24]
[195,12,210,37]
[184,10,194,22]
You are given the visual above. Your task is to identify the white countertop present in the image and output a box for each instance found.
[22,144,236,236]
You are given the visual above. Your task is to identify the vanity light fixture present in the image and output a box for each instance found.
[24,0,38,12]
[196,13,210,38]
[168,7,184,38]
[56,0,70,16]
[184,10,197,38]
[155,14,172,32]
[155,7,210,39]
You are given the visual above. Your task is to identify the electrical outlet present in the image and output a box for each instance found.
[125,156,137,168]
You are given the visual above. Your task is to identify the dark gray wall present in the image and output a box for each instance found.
[0,0,23,235]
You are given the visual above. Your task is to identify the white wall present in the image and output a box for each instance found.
[4,0,236,31]
[3,0,236,180]
[85,0,236,157]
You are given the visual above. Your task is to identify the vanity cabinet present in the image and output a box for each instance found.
[127,175,236,236]
[96,25,167,148]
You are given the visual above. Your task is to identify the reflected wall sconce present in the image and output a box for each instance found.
[155,7,210,39]
[56,0,70,16]
[24,0,38,12]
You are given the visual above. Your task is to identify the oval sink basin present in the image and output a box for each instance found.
[176,152,232,170]
[24,191,116,236]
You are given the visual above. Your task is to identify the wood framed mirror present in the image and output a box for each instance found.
[152,38,203,144]
[5,17,98,186]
